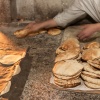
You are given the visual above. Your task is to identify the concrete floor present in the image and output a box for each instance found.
[0,23,100,100]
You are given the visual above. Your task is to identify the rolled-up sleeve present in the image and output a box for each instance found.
[53,0,86,27]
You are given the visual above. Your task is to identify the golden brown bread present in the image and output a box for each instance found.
[55,48,80,62]
[48,28,61,35]
[83,42,100,49]
[88,60,100,69]
[84,81,100,89]
[14,29,30,38]
[83,63,100,75]
[54,77,81,88]
[82,48,100,61]
[82,71,100,79]
[53,60,83,77]
[60,38,80,51]
[54,72,81,80]
[81,74,100,85]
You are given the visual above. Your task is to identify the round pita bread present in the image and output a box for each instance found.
[0,81,11,96]
[88,60,100,69]
[84,81,100,89]
[82,48,100,61]
[83,63,100,75]
[54,72,81,80]
[0,55,23,65]
[13,65,21,76]
[0,49,26,65]
[60,38,80,51]
[53,60,83,77]
[48,28,61,35]
[81,74,100,85]
[55,48,80,62]
[83,42,100,49]
[82,71,100,79]
[14,29,29,38]
[54,77,81,88]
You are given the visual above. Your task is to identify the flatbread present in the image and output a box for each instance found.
[60,38,80,51]
[83,63,100,75]
[54,72,81,80]
[82,71,100,79]
[82,48,100,61]
[13,60,21,76]
[48,28,61,35]
[0,49,26,65]
[81,74,100,85]
[0,55,22,65]
[54,77,81,88]
[0,81,11,96]
[14,29,29,38]
[83,42,100,49]
[53,60,83,77]
[55,48,80,62]
[84,81,100,89]
[88,60,100,69]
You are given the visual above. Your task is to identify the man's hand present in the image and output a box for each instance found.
[24,19,58,33]
[77,23,100,40]
[25,21,44,33]
[25,21,36,29]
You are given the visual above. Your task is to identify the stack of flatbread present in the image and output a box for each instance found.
[0,31,26,95]
[0,49,26,96]
[81,42,100,89]
[53,60,83,88]
[55,38,81,62]
[52,38,84,88]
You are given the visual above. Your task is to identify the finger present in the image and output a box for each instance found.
[77,32,84,38]
[79,34,89,40]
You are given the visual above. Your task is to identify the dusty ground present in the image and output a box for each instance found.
[0,22,100,100]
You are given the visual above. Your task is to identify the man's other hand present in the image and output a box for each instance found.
[77,23,100,40]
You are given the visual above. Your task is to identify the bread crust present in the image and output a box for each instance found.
[83,42,100,49]
[54,77,81,88]
[53,60,83,77]
[48,28,61,35]
[84,81,100,89]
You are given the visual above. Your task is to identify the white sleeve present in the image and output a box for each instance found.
[53,0,86,27]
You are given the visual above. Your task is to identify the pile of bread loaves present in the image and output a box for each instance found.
[81,42,100,89]
[0,49,26,96]
[14,28,61,38]
[52,38,100,89]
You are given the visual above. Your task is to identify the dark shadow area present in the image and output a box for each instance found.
[2,50,32,100]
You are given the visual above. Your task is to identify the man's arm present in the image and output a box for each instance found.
[26,19,58,33]
[26,0,86,32]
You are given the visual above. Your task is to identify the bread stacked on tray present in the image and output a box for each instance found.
[0,32,26,96]
[53,60,83,88]
[81,42,100,89]
[0,49,26,96]
[52,38,84,88]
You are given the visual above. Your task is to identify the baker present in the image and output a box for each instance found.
[25,0,100,40]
